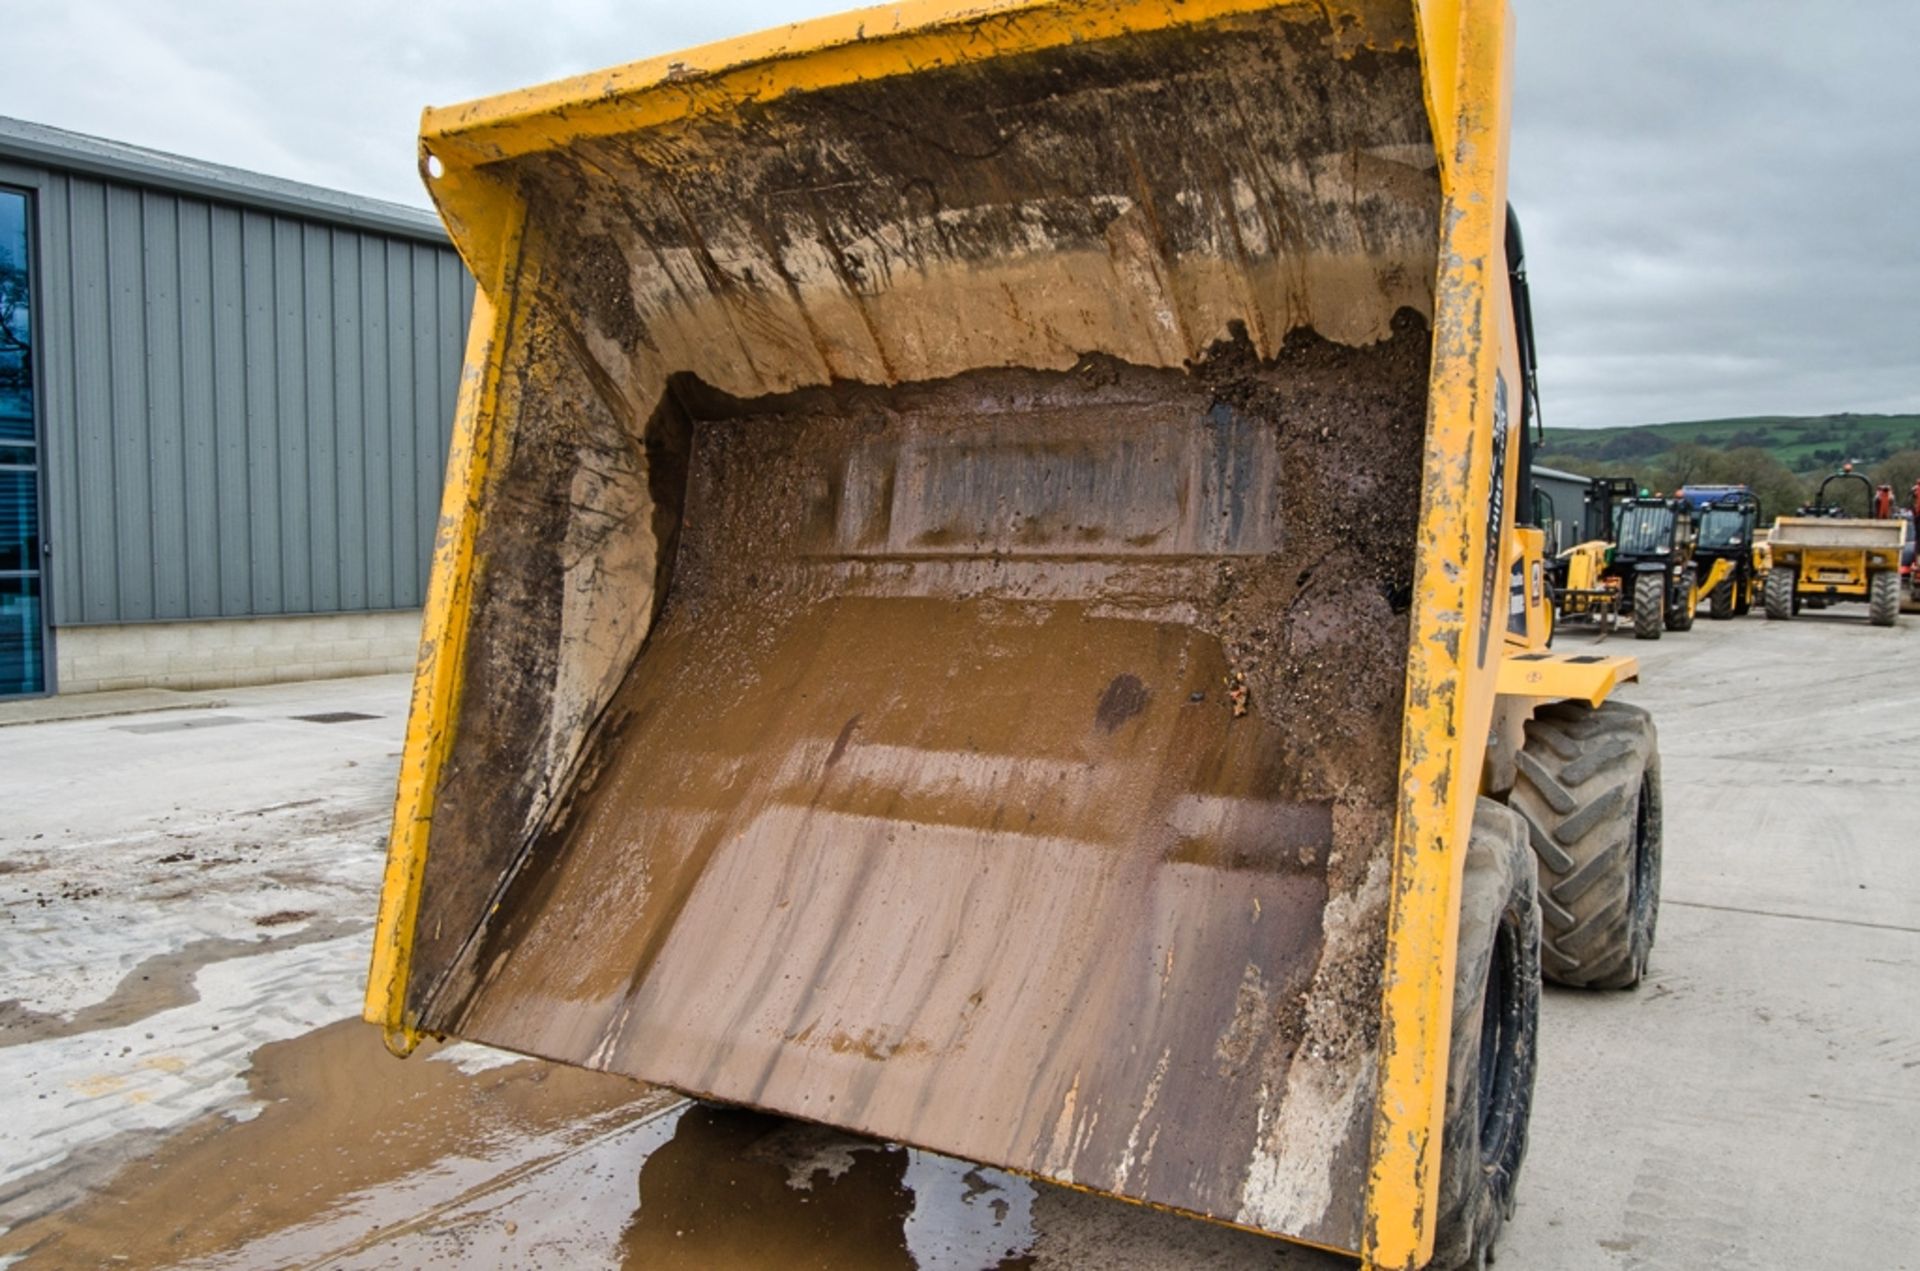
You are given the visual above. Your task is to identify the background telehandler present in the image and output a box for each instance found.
[1554,481,1698,639]
[1680,484,1761,618]
[1552,475,1636,630]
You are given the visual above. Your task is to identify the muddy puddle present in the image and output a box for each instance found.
[0,1019,1335,1269]
[0,1019,658,1268]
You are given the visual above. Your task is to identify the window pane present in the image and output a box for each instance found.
[1698,509,1745,550]
[0,465,37,571]
[0,573,43,696]
[1617,505,1671,555]
[0,188,43,697]
[0,188,28,446]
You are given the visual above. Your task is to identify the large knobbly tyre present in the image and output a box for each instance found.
[1431,799,1542,1271]
[1868,570,1899,627]
[1666,564,1697,631]
[1631,573,1663,639]
[1708,578,1735,620]
[1509,700,1662,989]
[1763,565,1796,620]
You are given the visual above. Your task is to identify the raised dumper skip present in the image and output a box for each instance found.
[364,3,1666,1268]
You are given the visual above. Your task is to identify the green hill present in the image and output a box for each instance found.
[1539,413,1920,475]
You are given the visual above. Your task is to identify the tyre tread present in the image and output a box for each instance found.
[1764,565,1795,620]
[1431,799,1541,1271]
[1632,572,1664,640]
[1508,701,1661,989]
[1869,571,1898,627]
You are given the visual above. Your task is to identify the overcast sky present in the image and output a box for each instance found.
[8,0,1915,428]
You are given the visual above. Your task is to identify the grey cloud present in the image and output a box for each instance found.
[12,0,1912,428]
[1513,0,1920,424]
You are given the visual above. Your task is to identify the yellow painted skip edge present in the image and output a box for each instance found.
[362,204,527,1054]
[1364,1,1512,1268]
[413,0,1429,337]
[416,0,1415,224]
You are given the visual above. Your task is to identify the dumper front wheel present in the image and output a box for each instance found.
[1868,571,1899,627]
[1764,566,1797,620]
[1432,799,1541,1271]
[1510,700,1662,989]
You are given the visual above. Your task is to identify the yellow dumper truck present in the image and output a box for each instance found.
[365,3,1663,1267]
[1765,469,1908,625]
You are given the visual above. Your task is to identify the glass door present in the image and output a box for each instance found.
[0,186,46,697]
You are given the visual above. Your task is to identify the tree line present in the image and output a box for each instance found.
[1573,444,1920,523]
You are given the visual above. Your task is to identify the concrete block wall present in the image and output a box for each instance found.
[53,611,423,694]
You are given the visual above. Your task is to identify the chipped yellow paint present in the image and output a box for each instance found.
[362,207,528,1054]
[1365,2,1516,1268]
[1413,0,1466,189]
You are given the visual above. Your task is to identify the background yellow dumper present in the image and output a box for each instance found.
[1764,468,1910,625]
[365,2,1663,1267]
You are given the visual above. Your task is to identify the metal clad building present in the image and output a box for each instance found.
[0,117,473,698]
[1531,464,1592,556]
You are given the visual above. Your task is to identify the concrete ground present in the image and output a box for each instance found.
[0,614,1915,1268]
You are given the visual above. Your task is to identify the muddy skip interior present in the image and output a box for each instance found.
[411,314,1428,1247]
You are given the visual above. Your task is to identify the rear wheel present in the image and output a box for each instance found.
[1631,573,1663,640]
[1869,570,1899,627]
[1666,565,1697,631]
[1509,699,1662,989]
[1763,565,1796,620]
[1431,799,1541,1271]
[1708,578,1735,620]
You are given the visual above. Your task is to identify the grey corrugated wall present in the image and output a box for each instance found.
[1530,468,1590,556]
[2,160,473,625]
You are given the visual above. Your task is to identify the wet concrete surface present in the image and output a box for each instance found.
[3,617,1918,1268]
[1,1017,1304,1270]
[2,1020,664,1268]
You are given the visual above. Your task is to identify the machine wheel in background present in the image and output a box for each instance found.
[1869,571,1899,627]
[1763,565,1797,620]
[1431,799,1542,1271]
[1632,573,1663,640]
[1666,565,1697,632]
[1509,699,1662,989]
[1708,578,1735,620]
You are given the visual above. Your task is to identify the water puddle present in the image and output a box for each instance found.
[0,1019,1332,1269]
